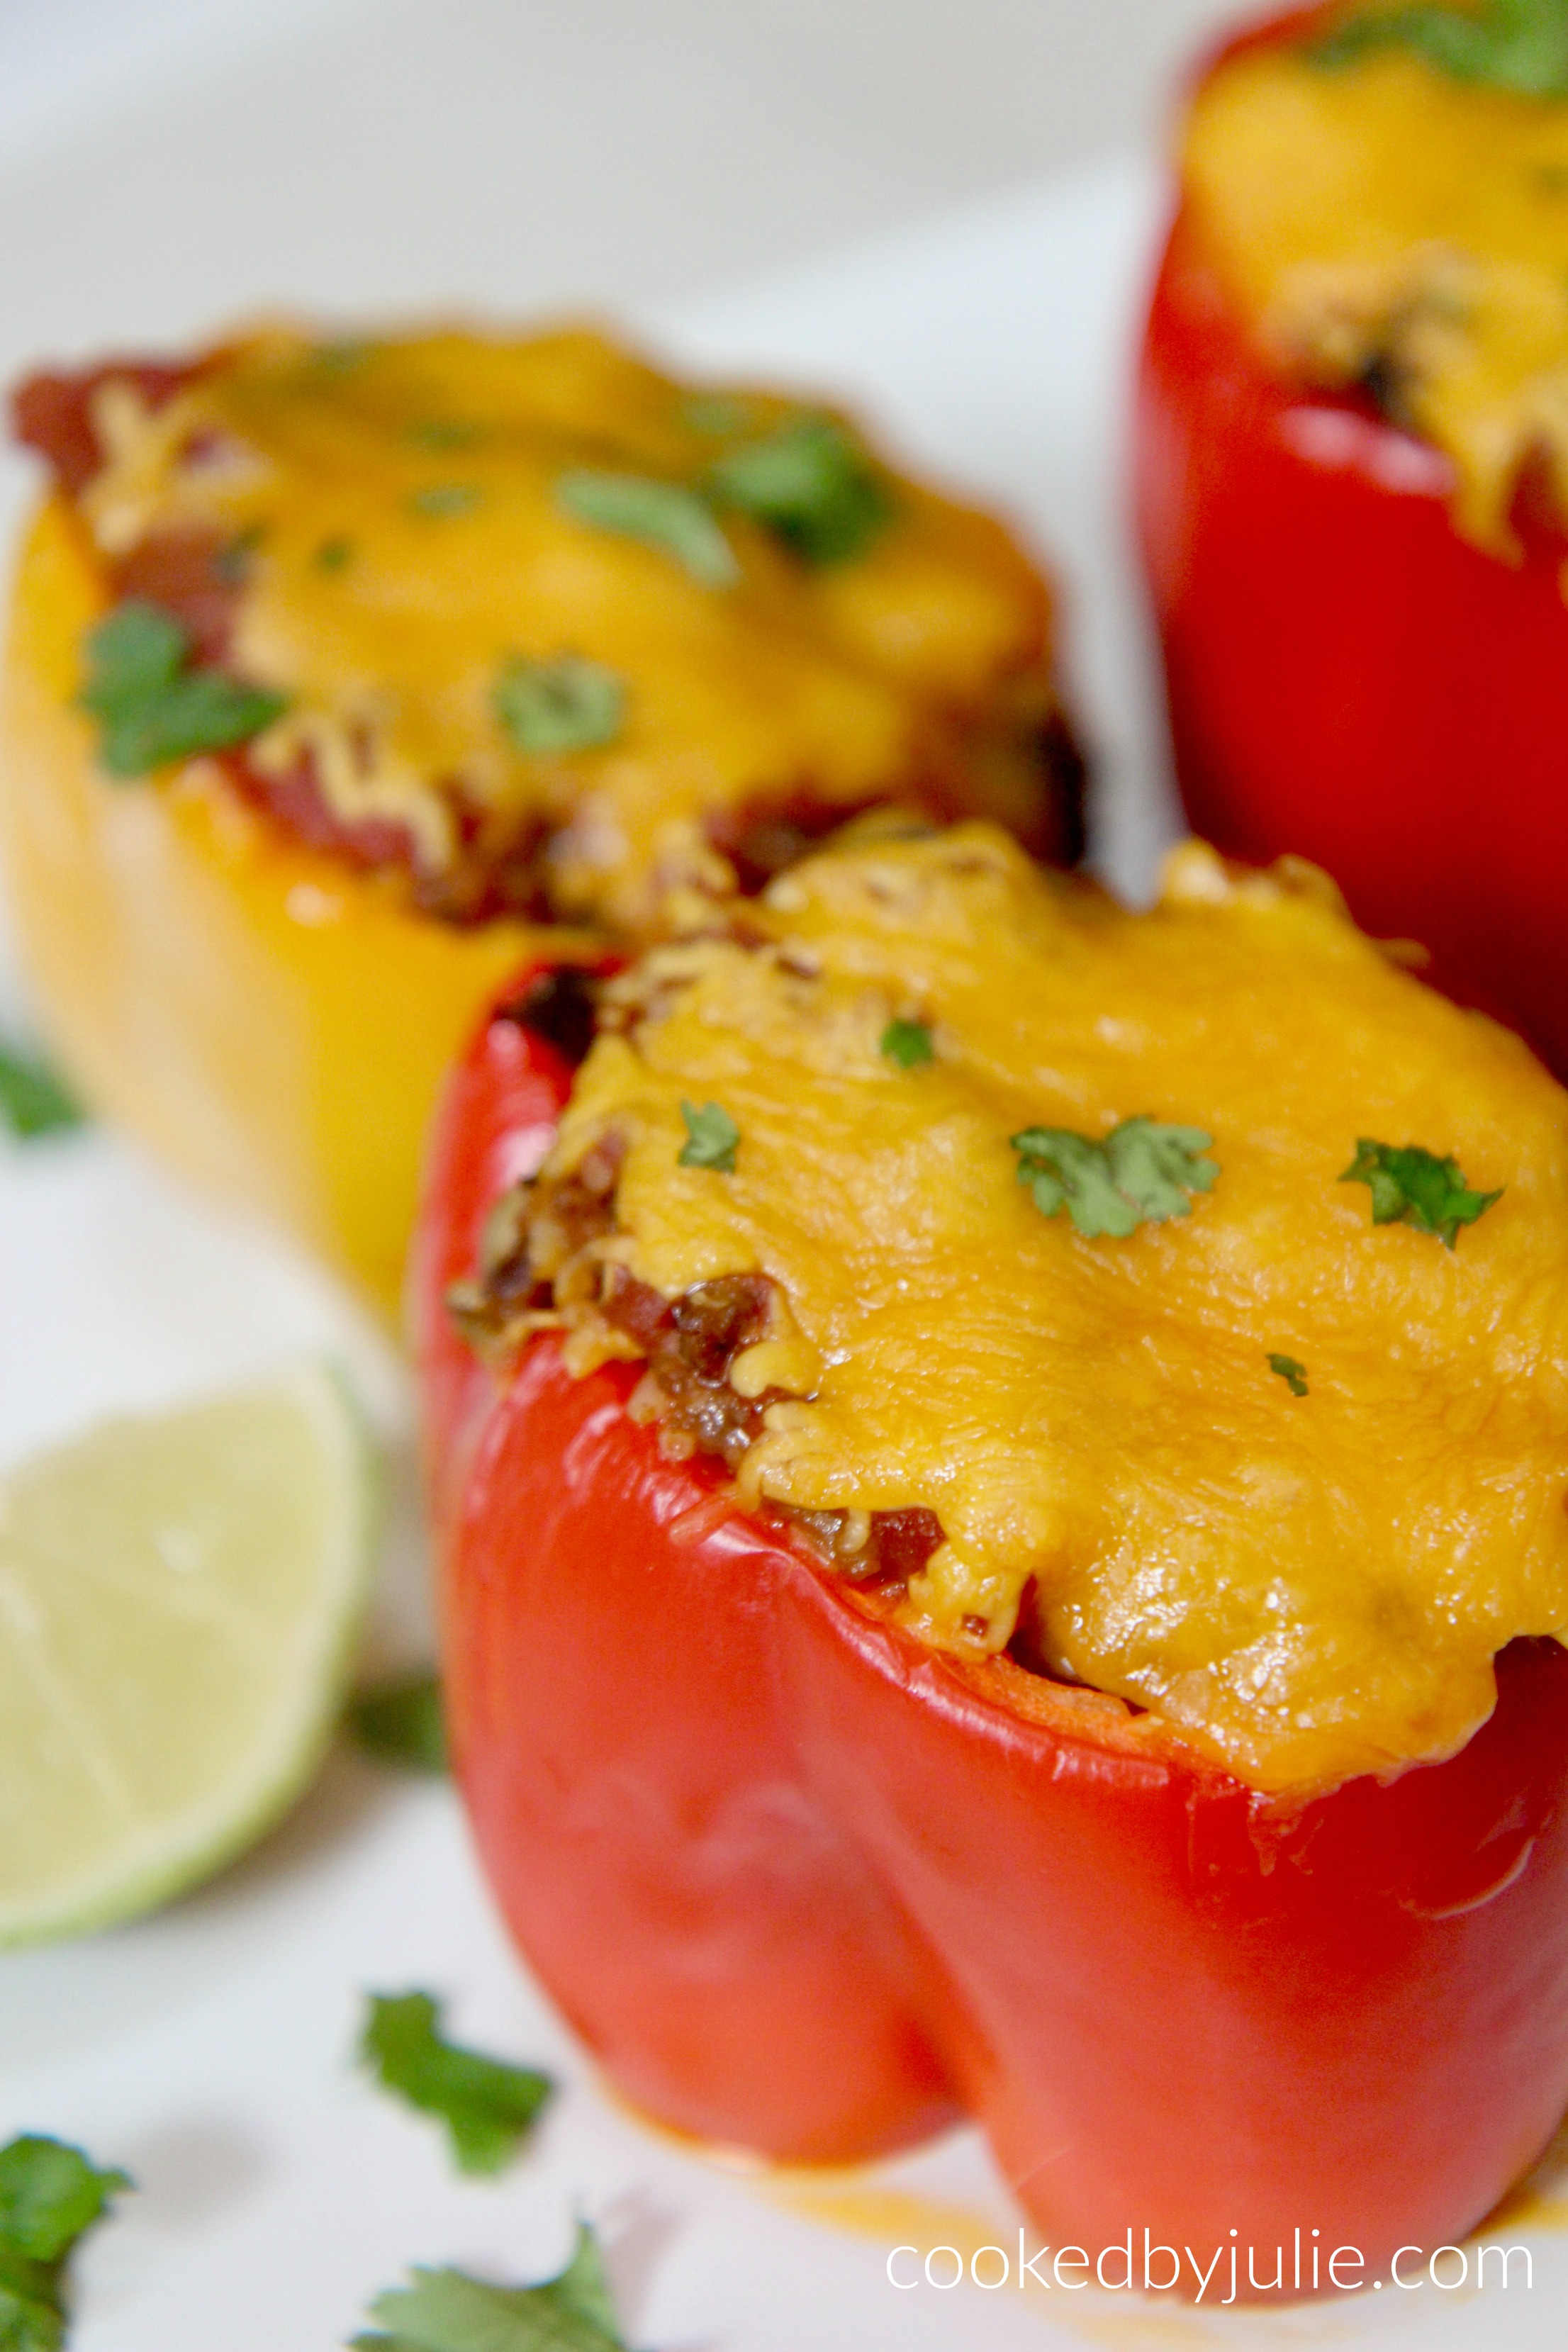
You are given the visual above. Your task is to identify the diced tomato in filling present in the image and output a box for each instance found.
[11,360,202,493]
[111,529,240,666]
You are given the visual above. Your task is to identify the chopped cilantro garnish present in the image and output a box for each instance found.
[0,1041,82,1141]
[1012,1118,1219,1240]
[314,535,354,573]
[353,2225,627,2352]
[213,522,264,586]
[881,1018,934,1069]
[708,415,890,565]
[408,483,484,519]
[407,419,487,450]
[556,471,739,589]
[349,1674,447,1774]
[1339,1139,1501,1248]
[682,392,752,436]
[360,1991,553,2175]
[495,655,626,756]
[0,2135,129,2348]
[1268,1353,1309,1398]
[1312,0,1568,96]
[677,1101,740,1172]
[310,338,374,376]
[79,603,286,778]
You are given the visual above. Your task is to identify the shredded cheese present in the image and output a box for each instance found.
[76,326,1056,925]
[1183,35,1568,556]
[547,824,1568,1793]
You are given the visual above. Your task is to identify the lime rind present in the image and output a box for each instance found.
[0,1364,381,1949]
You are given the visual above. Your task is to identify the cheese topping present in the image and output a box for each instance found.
[74,327,1054,926]
[1183,23,1568,553]
[544,822,1568,1793]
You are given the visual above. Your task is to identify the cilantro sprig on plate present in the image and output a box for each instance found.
[1012,1118,1219,1239]
[354,2224,629,2352]
[79,602,285,778]
[0,1041,82,1141]
[348,1674,447,1775]
[360,1991,553,2175]
[0,2134,129,2348]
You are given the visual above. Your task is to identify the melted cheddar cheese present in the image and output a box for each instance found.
[75,326,1055,926]
[1182,19,1568,553]
[544,823,1568,1793]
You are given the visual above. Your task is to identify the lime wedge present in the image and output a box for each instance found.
[0,1366,379,1947]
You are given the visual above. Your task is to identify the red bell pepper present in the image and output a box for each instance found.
[1137,4,1568,1075]
[414,970,1568,2295]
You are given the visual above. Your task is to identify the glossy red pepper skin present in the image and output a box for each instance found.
[415,982,1568,2290]
[1137,9,1568,1075]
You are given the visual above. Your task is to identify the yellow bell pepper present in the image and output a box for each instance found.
[1,495,590,1318]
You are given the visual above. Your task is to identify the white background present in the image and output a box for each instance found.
[0,0,1238,269]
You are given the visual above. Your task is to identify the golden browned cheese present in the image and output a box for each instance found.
[543,822,1568,1793]
[1182,21,1568,553]
[75,325,1059,925]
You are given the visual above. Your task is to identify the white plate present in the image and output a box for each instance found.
[1,106,1563,2352]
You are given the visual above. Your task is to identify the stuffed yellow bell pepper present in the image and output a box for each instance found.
[2,327,1080,1316]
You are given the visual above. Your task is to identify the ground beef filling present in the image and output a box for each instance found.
[447,1153,943,1600]
[705,711,1086,892]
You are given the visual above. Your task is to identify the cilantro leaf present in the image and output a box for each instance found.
[681,392,753,436]
[310,339,374,376]
[360,1991,552,2175]
[315,536,354,573]
[407,420,488,451]
[880,1019,934,1069]
[407,484,484,519]
[213,522,264,586]
[1012,1117,1219,1239]
[352,2227,627,2352]
[349,1674,448,1774]
[79,602,285,778]
[677,1101,739,1172]
[0,2136,129,2349]
[0,1042,82,1141]
[1312,0,1568,96]
[708,415,890,565]
[0,2141,128,2269]
[0,2266,63,2352]
[494,656,626,757]
[82,601,185,703]
[1339,1138,1501,1248]
[556,472,739,589]
[1268,1353,1309,1397]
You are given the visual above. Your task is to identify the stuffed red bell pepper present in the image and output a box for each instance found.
[415,817,1568,2294]
[1139,0,1568,1074]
